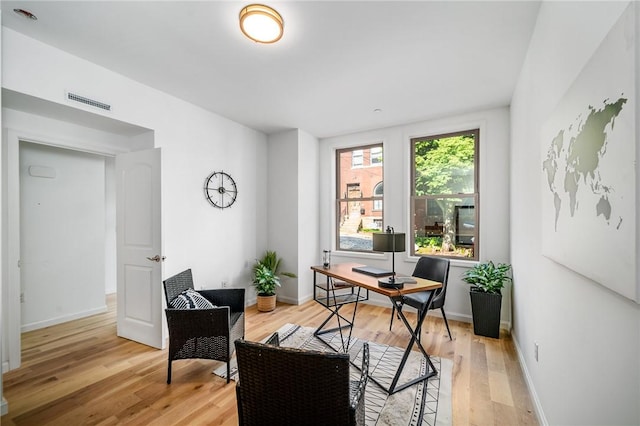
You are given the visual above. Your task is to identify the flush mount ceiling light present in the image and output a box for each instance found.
[239,4,284,44]
[13,8,38,20]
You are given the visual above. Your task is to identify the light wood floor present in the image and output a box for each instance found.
[2,295,538,425]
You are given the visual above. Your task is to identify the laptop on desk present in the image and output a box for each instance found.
[351,265,394,277]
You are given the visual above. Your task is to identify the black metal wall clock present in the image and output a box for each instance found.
[204,171,238,209]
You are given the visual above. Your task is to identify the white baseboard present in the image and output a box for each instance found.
[21,305,108,333]
[249,296,513,332]
[280,293,314,305]
[1,397,8,416]
[359,297,473,323]
[275,294,298,305]
[512,332,547,425]
[297,294,314,304]
[357,299,514,330]
[2,361,9,374]
[251,294,314,306]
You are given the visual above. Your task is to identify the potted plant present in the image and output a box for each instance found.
[462,261,512,338]
[252,251,297,312]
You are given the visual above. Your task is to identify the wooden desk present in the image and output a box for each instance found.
[311,262,443,395]
[312,262,441,296]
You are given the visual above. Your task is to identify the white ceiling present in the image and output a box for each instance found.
[1,1,541,138]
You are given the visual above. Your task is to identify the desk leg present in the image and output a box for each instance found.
[313,273,361,352]
[332,285,361,352]
[382,294,438,395]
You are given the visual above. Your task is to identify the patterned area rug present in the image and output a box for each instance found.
[215,324,452,426]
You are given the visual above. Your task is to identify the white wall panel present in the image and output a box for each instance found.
[319,107,511,324]
[510,2,639,424]
[19,142,106,330]
[1,28,267,374]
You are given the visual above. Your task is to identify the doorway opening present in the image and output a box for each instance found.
[19,141,115,332]
[2,101,159,372]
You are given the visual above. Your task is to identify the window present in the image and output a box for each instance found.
[373,182,383,211]
[411,129,478,260]
[371,147,383,165]
[351,149,363,167]
[337,144,384,252]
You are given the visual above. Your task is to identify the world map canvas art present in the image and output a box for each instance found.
[541,4,638,302]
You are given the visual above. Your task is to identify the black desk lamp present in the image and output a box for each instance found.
[372,226,406,289]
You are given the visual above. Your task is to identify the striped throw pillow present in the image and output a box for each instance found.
[170,288,215,309]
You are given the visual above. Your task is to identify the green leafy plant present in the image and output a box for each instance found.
[252,251,297,296]
[252,263,280,296]
[427,236,443,247]
[462,261,512,294]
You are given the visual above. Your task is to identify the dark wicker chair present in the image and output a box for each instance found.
[234,333,369,426]
[163,269,245,384]
[390,256,452,340]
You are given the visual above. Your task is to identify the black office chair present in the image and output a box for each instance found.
[390,256,452,340]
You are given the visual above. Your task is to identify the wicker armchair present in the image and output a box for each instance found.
[234,333,369,426]
[163,269,245,384]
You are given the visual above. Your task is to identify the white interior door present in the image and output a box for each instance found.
[116,148,164,349]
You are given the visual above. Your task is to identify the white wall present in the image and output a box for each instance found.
[319,107,511,325]
[104,157,116,294]
[19,142,107,331]
[510,2,640,425]
[265,129,320,305]
[1,28,268,374]
[297,129,320,302]
[2,26,267,286]
[266,130,299,304]
[0,9,6,416]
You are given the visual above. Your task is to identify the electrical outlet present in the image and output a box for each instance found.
[221,281,228,288]
[20,293,25,303]
[534,342,539,362]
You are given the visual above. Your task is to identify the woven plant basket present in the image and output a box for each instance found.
[469,286,502,338]
[257,294,276,312]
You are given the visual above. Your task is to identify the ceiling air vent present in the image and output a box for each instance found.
[66,92,111,111]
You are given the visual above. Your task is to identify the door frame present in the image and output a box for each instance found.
[4,127,135,370]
